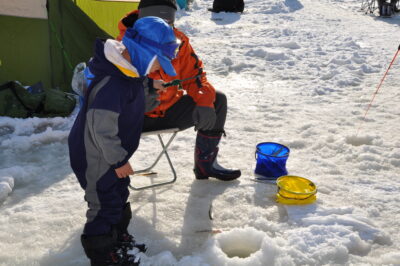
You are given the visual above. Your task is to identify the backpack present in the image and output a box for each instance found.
[0,81,45,118]
[71,62,95,108]
[210,0,244,13]
[0,81,76,118]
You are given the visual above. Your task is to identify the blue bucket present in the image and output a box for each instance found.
[255,142,290,179]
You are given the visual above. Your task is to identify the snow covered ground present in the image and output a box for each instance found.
[1,0,400,265]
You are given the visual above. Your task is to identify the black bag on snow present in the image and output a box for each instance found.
[42,88,76,117]
[210,0,244,13]
[0,81,45,118]
[0,81,76,118]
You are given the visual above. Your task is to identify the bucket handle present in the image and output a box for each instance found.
[255,149,289,159]
[271,146,284,156]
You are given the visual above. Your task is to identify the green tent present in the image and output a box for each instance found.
[0,0,139,92]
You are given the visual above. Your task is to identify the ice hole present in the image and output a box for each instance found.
[216,228,264,259]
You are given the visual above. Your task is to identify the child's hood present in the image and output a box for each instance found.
[88,39,140,79]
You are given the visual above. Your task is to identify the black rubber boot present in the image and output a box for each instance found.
[81,231,140,266]
[116,203,147,253]
[194,131,241,181]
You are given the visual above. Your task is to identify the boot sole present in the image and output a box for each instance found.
[194,168,241,181]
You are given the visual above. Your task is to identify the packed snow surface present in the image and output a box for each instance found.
[1,0,400,265]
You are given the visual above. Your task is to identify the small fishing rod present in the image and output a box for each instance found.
[162,73,205,88]
[356,44,400,136]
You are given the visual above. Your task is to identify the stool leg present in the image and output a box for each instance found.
[129,132,178,190]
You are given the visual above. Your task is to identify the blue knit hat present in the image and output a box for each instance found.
[122,16,178,76]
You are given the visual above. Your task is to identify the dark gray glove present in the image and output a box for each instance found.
[143,78,160,112]
[192,106,217,131]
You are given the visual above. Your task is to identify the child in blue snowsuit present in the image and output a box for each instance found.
[68,17,179,266]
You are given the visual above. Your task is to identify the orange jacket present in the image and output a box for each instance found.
[116,11,216,117]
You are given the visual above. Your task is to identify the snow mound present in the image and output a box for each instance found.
[345,134,374,146]
[0,117,72,151]
[265,49,289,61]
[284,205,391,264]
[253,0,303,14]
[0,176,14,203]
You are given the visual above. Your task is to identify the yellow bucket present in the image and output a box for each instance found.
[276,175,317,205]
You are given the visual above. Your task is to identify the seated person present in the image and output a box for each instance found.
[116,0,241,181]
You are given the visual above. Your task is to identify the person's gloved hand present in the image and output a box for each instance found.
[192,106,217,131]
[143,78,160,112]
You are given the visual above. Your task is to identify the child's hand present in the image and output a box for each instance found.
[153,80,167,92]
[115,162,134,178]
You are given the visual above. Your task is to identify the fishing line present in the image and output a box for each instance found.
[356,45,400,136]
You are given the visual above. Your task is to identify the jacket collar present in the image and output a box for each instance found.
[104,39,140,78]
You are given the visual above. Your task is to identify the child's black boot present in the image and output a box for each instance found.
[81,231,140,266]
[116,203,147,253]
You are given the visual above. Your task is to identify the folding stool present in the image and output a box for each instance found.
[129,128,180,190]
